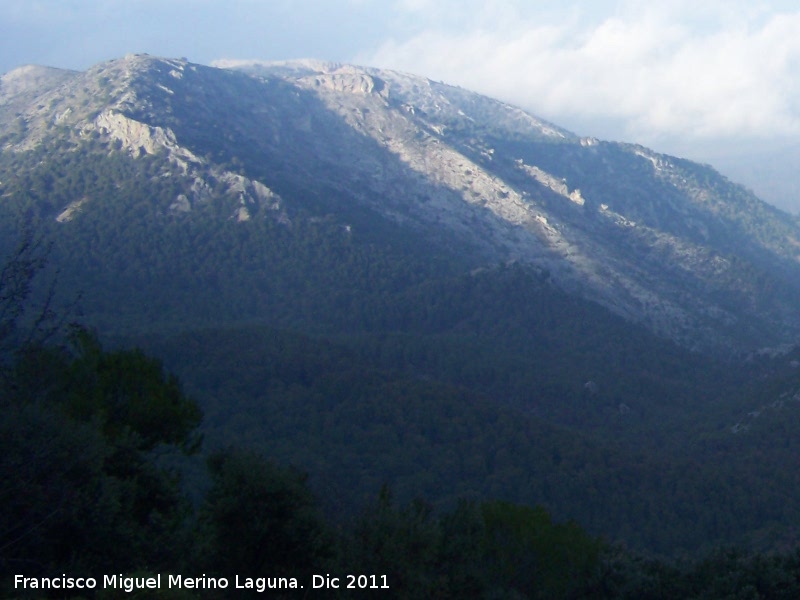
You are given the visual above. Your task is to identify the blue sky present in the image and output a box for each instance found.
[4,0,800,210]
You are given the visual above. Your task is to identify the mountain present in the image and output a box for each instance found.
[6,55,800,554]
[3,54,800,352]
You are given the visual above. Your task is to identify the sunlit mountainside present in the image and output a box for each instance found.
[3,54,800,352]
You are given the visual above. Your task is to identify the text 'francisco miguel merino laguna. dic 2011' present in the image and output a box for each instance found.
[14,573,391,592]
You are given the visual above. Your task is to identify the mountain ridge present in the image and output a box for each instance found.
[2,54,800,353]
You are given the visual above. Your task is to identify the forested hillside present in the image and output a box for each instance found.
[6,56,800,597]
[6,55,800,351]
[5,237,800,598]
[1,136,799,557]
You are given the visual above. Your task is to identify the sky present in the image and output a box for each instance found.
[3,0,800,211]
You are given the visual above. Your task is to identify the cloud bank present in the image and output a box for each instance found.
[361,1,800,146]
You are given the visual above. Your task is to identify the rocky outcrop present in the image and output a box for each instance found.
[94,110,185,157]
[56,197,90,223]
[88,108,286,221]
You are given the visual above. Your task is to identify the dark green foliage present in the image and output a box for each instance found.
[61,329,202,453]
[336,490,608,599]
[595,547,800,600]
[480,501,604,599]
[341,487,445,598]
[436,500,491,597]
[0,233,202,591]
[0,338,200,583]
[134,323,800,556]
[0,395,106,576]
[0,244,202,586]
[195,449,332,584]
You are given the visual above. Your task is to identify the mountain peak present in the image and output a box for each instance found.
[0,64,79,106]
[212,57,342,76]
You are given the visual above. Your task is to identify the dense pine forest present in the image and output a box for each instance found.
[6,131,800,598]
[5,245,800,598]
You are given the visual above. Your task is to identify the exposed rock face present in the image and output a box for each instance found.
[94,110,180,157]
[3,54,800,352]
[90,107,285,219]
[56,197,90,223]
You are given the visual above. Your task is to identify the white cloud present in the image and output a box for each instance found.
[362,2,800,144]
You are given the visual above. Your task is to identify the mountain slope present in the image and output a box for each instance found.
[7,55,800,554]
[3,54,799,352]
[222,58,800,351]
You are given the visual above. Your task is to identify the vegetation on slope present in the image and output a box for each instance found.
[3,136,800,563]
